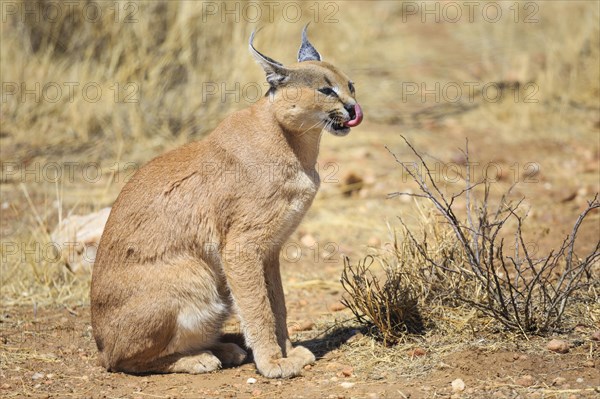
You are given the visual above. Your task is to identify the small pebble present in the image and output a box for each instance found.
[451,378,465,392]
[31,372,44,380]
[329,302,346,312]
[290,321,315,332]
[340,382,355,389]
[251,389,262,396]
[516,375,534,387]
[246,377,257,384]
[408,347,427,357]
[576,377,584,383]
[574,324,587,333]
[547,339,569,353]
[591,331,600,341]
[340,367,353,377]
[552,377,567,386]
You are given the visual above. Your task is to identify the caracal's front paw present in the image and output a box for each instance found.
[288,345,316,365]
[256,345,315,378]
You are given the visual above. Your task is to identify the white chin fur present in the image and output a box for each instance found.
[325,125,350,136]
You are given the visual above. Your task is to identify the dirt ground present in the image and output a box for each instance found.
[1,292,599,399]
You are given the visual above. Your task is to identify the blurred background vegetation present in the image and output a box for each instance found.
[2,0,598,164]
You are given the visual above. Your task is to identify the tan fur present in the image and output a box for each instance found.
[91,30,361,378]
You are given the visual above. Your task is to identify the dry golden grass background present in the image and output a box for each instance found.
[1,0,599,310]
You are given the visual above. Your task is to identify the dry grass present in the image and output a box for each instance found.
[2,1,598,164]
[341,255,424,346]
[2,1,273,162]
[0,195,90,307]
[1,1,371,165]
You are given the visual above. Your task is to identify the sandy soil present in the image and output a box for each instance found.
[1,299,599,398]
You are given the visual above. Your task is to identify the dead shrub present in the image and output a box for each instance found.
[342,137,599,339]
[340,255,424,346]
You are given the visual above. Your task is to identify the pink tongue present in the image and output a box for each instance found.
[344,103,363,127]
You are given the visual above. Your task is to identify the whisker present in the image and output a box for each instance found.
[297,119,327,138]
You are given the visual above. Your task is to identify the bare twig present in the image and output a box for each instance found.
[346,138,600,338]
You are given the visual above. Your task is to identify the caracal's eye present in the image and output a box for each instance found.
[318,87,337,97]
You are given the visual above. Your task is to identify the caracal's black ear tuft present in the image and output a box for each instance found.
[298,23,322,62]
[249,28,290,87]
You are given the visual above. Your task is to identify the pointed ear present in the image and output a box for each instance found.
[298,24,322,62]
[249,29,290,87]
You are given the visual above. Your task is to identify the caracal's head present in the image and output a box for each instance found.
[250,26,363,137]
